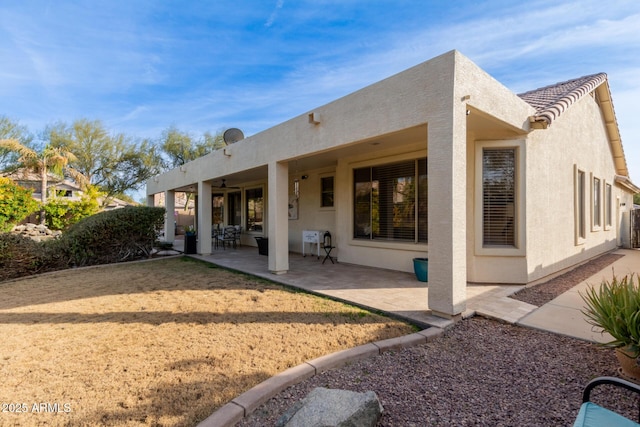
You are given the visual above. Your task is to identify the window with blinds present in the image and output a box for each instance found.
[605,183,612,227]
[353,158,427,243]
[593,177,601,228]
[577,170,586,240]
[482,148,516,246]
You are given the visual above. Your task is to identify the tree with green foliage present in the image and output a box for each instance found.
[634,193,640,206]
[0,138,76,224]
[48,119,163,202]
[0,116,33,170]
[104,137,162,197]
[159,126,225,169]
[0,177,39,231]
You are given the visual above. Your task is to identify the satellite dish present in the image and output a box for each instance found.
[223,128,244,144]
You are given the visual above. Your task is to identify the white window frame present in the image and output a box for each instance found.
[319,174,335,210]
[574,166,586,245]
[604,181,612,230]
[474,140,525,256]
[245,185,265,233]
[348,150,428,251]
[591,174,602,231]
[352,158,427,243]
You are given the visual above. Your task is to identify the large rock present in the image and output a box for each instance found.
[276,387,383,427]
[11,223,61,241]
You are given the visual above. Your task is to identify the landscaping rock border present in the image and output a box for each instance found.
[12,223,61,241]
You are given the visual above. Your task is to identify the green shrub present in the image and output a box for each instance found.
[0,233,65,282]
[57,206,165,267]
[0,206,166,282]
[43,196,100,231]
[581,274,640,356]
[0,177,39,232]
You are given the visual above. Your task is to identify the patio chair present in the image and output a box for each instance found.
[212,224,223,249]
[321,231,336,264]
[233,225,242,247]
[218,226,238,250]
[573,376,640,426]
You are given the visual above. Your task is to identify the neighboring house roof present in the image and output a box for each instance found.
[3,169,138,207]
[100,196,136,210]
[519,73,629,178]
[1,169,82,192]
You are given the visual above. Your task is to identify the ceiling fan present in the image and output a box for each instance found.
[213,179,239,189]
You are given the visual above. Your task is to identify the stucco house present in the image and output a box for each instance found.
[2,168,136,211]
[146,50,638,319]
[3,169,84,201]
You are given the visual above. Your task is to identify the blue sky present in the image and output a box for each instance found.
[1,0,639,182]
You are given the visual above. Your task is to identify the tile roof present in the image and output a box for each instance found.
[518,73,607,127]
[518,72,633,179]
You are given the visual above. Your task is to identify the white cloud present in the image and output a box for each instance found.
[265,0,285,27]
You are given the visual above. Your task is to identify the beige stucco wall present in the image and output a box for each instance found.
[523,93,631,283]
[465,91,635,284]
[454,54,534,285]
[287,166,336,254]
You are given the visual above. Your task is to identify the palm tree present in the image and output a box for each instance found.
[0,138,77,224]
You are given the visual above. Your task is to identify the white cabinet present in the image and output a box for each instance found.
[302,230,324,258]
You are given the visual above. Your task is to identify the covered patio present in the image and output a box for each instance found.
[169,238,534,329]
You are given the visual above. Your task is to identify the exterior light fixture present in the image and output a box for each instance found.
[308,112,320,125]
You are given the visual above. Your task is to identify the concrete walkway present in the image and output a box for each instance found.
[518,248,640,343]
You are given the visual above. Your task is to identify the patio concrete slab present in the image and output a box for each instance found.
[172,238,639,341]
[187,243,453,329]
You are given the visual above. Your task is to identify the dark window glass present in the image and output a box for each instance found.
[321,176,334,207]
[353,158,427,243]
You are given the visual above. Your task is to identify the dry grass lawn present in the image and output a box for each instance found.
[0,257,414,426]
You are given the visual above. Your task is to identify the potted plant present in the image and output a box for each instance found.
[184,225,197,254]
[581,274,640,381]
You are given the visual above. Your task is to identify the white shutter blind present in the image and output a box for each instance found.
[483,148,516,246]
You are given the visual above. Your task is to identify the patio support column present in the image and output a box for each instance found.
[427,105,467,318]
[268,161,289,274]
[197,181,212,255]
[164,190,175,243]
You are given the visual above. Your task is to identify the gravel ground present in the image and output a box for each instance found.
[239,253,638,426]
